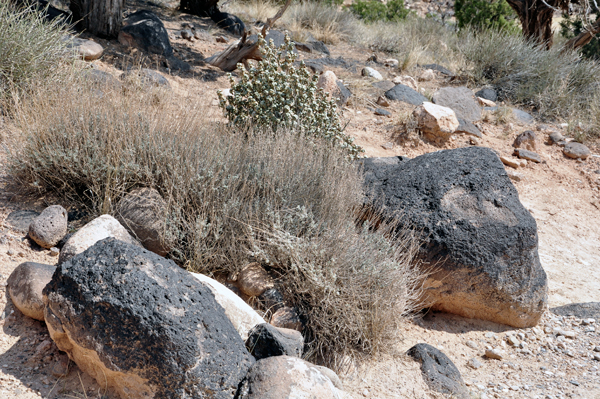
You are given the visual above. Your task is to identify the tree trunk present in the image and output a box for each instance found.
[506,0,565,49]
[70,0,124,38]
[563,19,600,51]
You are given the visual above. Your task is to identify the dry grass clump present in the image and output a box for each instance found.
[226,0,360,44]
[8,74,423,365]
[0,1,73,101]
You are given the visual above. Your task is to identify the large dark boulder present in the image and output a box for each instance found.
[43,238,254,399]
[385,84,428,105]
[118,10,173,57]
[361,147,547,327]
[407,343,469,398]
[180,0,245,36]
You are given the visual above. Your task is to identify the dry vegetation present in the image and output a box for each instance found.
[2,0,600,371]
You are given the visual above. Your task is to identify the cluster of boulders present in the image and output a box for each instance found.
[4,143,556,398]
[8,205,351,398]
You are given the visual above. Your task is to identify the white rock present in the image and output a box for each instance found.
[413,101,459,143]
[484,348,504,360]
[191,272,265,341]
[384,59,399,68]
[58,215,140,264]
[362,67,383,80]
[419,69,435,82]
[392,75,418,90]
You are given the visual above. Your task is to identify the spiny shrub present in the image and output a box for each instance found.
[454,0,519,34]
[350,0,410,23]
[0,1,71,99]
[218,35,363,159]
[10,79,422,365]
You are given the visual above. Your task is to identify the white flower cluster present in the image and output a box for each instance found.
[218,34,363,159]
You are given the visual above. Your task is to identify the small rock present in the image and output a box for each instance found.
[49,247,60,256]
[7,249,15,256]
[513,148,541,163]
[376,96,390,107]
[594,346,600,352]
[475,88,497,102]
[582,318,595,325]
[375,108,391,117]
[7,262,56,321]
[51,354,70,378]
[500,156,520,169]
[563,142,591,160]
[66,37,104,61]
[484,349,504,360]
[419,69,435,81]
[477,97,496,107]
[465,340,478,350]
[372,80,395,91]
[245,323,303,360]
[28,205,68,249]
[382,142,394,150]
[237,263,274,297]
[549,131,564,144]
[467,358,483,369]
[181,29,194,40]
[391,75,418,90]
[513,130,537,151]
[362,67,383,80]
[384,58,399,68]
[216,35,228,43]
[414,102,459,144]
[270,306,303,331]
[507,336,520,346]
[511,108,534,124]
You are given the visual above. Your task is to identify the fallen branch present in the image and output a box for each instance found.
[563,18,600,52]
[206,0,292,71]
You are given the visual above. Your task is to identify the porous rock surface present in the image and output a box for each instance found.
[7,262,55,321]
[115,187,172,256]
[361,147,548,327]
[407,343,469,399]
[28,205,68,249]
[237,355,353,399]
[58,214,140,265]
[43,238,254,399]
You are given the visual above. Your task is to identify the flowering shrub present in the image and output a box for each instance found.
[218,34,363,159]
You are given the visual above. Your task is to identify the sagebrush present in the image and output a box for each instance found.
[9,75,422,364]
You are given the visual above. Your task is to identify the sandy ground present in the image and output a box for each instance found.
[1,1,600,398]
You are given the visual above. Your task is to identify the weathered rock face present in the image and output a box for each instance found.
[407,343,469,399]
[361,147,548,327]
[66,37,104,61]
[317,71,351,106]
[237,356,353,399]
[28,205,68,249]
[190,272,266,341]
[432,86,481,122]
[270,306,303,331]
[58,214,139,265]
[118,10,173,57]
[43,238,254,399]
[7,262,55,321]
[115,187,172,256]
[413,102,459,144]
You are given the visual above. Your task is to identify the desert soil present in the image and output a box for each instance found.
[1,1,600,398]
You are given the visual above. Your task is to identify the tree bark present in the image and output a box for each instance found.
[506,0,567,49]
[563,18,600,50]
[70,0,124,38]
